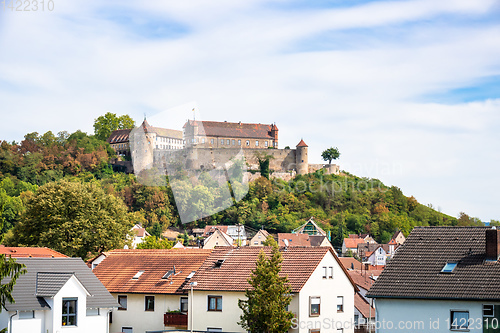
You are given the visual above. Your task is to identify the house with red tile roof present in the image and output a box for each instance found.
[129,224,151,248]
[249,229,270,246]
[342,238,366,255]
[185,246,357,333]
[0,246,67,258]
[91,249,212,333]
[202,228,234,249]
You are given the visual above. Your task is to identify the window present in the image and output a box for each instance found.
[255,140,259,147]
[86,308,99,316]
[337,296,344,312]
[180,297,188,313]
[441,262,458,273]
[221,139,224,145]
[122,327,133,333]
[232,139,235,145]
[354,314,359,325]
[19,311,34,319]
[329,267,334,279]
[145,296,155,311]
[310,296,320,316]
[484,304,494,317]
[265,141,268,147]
[207,328,223,332]
[310,330,320,333]
[62,298,77,326]
[254,241,258,245]
[451,311,469,330]
[133,270,145,279]
[202,138,206,144]
[208,296,222,311]
[322,267,327,279]
[246,140,250,146]
[226,139,230,145]
[118,295,127,310]
[211,139,214,144]
[238,140,241,145]
[337,329,343,333]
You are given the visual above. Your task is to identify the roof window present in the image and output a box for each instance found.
[214,259,225,268]
[186,271,196,280]
[132,270,145,279]
[440,262,457,273]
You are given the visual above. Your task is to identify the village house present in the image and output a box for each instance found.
[91,248,212,333]
[364,246,387,266]
[183,120,278,149]
[278,233,332,248]
[203,228,234,249]
[249,229,270,246]
[391,230,406,245]
[0,257,117,333]
[0,245,67,258]
[186,246,357,333]
[129,224,151,248]
[368,226,500,333]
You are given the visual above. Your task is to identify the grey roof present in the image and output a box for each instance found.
[367,226,500,301]
[5,258,118,311]
[36,272,74,297]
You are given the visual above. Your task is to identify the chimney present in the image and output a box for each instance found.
[485,228,500,261]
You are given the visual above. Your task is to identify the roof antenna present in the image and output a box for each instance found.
[144,113,146,121]
[192,108,196,121]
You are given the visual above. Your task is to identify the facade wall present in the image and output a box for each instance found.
[294,252,355,333]
[375,298,494,333]
[109,293,186,333]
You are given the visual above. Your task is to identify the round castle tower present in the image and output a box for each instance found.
[296,139,308,175]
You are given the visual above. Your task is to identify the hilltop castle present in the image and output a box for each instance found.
[109,119,339,178]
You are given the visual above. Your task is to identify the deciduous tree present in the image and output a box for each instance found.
[93,112,135,141]
[7,180,132,259]
[321,147,341,164]
[0,254,26,332]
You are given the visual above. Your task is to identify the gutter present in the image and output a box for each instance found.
[9,311,17,333]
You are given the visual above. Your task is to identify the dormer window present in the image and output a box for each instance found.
[441,262,458,273]
[132,270,145,279]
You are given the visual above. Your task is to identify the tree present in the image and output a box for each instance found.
[255,152,274,180]
[7,180,132,259]
[321,147,340,164]
[238,242,293,333]
[136,236,173,249]
[93,112,135,141]
[0,254,26,332]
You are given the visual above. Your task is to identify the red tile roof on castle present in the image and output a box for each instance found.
[92,249,212,295]
[186,246,357,292]
[185,120,277,140]
[296,139,308,147]
[0,246,67,258]
[106,119,182,144]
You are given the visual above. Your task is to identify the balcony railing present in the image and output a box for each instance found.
[164,312,188,327]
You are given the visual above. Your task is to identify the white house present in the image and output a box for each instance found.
[0,257,117,333]
[186,246,357,333]
[368,226,500,333]
[203,228,234,249]
[365,246,387,266]
[249,229,270,246]
[92,248,212,333]
[130,224,151,248]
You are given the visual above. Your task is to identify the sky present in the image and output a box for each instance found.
[0,0,499,221]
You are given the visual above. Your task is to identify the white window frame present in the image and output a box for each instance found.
[309,296,320,317]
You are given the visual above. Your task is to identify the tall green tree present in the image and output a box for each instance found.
[321,147,341,164]
[238,242,293,333]
[6,180,132,259]
[93,112,135,141]
[136,236,173,249]
[0,254,26,332]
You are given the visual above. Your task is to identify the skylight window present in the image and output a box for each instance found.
[132,270,145,279]
[441,262,458,273]
[186,271,196,279]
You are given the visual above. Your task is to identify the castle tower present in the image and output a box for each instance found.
[270,123,279,148]
[296,139,308,175]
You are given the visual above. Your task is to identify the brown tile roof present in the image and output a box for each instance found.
[187,246,356,292]
[309,235,328,247]
[107,129,132,144]
[296,139,308,147]
[367,226,500,300]
[278,233,311,247]
[186,120,276,140]
[344,238,366,249]
[92,249,212,295]
[348,269,380,291]
[339,257,363,270]
[355,293,375,319]
[0,246,67,258]
[203,225,228,237]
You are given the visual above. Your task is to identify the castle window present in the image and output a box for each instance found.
[238,140,241,145]
[265,141,268,147]
[232,139,235,145]
[202,138,205,144]
[211,139,214,144]
[255,141,259,147]
[221,139,224,145]
[226,139,230,145]
[246,140,250,146]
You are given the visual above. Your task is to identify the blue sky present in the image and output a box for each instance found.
[0,0,499,221]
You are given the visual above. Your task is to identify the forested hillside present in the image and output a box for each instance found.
[0,129,488,256]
